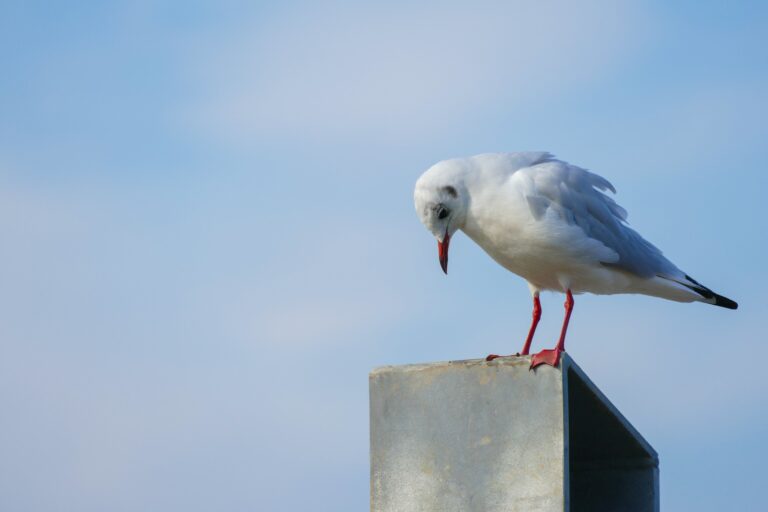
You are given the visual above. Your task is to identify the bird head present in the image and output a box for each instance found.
[414,162,469,274]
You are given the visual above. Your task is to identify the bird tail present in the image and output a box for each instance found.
[661,274,738,310]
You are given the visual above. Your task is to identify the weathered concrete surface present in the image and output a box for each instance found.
[371,357,565,512]
[370,354,658,512]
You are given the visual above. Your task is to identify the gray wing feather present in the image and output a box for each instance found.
[524,160,679,278]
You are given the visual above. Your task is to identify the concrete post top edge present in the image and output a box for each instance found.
[368,354,657,461]
[370,353,574,377]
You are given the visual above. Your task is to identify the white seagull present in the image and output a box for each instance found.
[414,152,737,368]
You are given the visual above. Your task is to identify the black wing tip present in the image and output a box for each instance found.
[682,275,737,310]
[713,293,738,310]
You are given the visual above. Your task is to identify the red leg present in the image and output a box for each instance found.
[530,290,574,369]
[521,294,542,355]
[486,294,542,361]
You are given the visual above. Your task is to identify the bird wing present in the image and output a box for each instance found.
[516,159,680,278]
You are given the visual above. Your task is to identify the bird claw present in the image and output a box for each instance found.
[485,352,521,362]
[530,348,563,369]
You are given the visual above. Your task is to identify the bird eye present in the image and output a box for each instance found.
[437,206,450,220]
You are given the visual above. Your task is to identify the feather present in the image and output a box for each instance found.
[519,159,678,278]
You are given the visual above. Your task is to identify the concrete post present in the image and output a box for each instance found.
[370,354,658,512]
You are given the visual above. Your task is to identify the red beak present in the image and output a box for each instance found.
[437,232,450,274]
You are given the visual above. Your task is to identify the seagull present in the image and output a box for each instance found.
[414,152,737,369]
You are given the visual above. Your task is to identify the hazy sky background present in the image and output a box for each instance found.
[1,1,766,510]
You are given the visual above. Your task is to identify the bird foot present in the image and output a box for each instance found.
[530,348,563,369]
[485,352,521,362]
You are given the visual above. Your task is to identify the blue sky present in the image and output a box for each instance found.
[1,1,766,510]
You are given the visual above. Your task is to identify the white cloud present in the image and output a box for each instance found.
[186,0,645,144]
